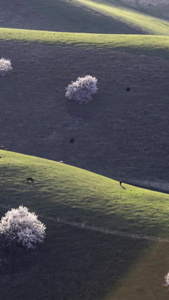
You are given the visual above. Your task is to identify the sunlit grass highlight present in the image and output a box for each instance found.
[73,0,169,35]
[1,151,169,238]
[1,28,169,57]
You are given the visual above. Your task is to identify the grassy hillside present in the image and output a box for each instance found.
[2,28,169,52]
[0,151,169,299]
[3,0,169,35]
[0,0,141,34]
[110,242,169,300]
[23,0,169,35]
[0,36,169,182]
[1,0,169,299]
[69,0,169,35]
[0,0,61,32]
[1,150,169,237]
[110,0,169,21]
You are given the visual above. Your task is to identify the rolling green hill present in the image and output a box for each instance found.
[23,0,169,35]
[0,32,169,182]
[0,151,169,299]
[1,1,169,299]
[2,0,169,34]
[0,0,141,34]
[108,0,169,21]
[64,0,169,35]
[1,28,169,51]
[1,150,169,237]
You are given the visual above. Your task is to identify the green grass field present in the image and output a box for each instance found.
[0,0,141,34]
[1,28,169,56]
[3,0,169,34]
[1,150,169,237]
[70,0,169,35]
[22,0,169,35]
[0,151,169,299]
[106,0,169,21]
[0,37,169,182]
[1,0,169,299]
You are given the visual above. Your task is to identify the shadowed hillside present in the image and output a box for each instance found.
[0,39,169,182]
[1,0,169,299]
[112,0,169,20]
[1,0,169,35]
[0,0,141,34]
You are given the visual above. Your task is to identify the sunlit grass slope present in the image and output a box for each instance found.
[20,0,138,34]
[108,0,169,21]
[73,0,169,35]
[0,152,168,298]
[109,242,169,300]
[1,28,169,56]
[23,0,169,35]
[1,150,169,238]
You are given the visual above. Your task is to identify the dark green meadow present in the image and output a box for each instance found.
[0,0,141,34]
[0,151,169,300]
[0,40,169,182]
[0,217,152,300]
[1,0,169,299]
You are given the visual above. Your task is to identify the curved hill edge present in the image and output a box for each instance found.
[0,0,139,34]
[1,150,169,238]
[1,28,169,56]
[21,0,169,35]
[71,0,169,35]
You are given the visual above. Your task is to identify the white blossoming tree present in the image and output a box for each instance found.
[0,57,12,76]
[65,75,98,104]
[0,206,46,250]
[164,272,169,286]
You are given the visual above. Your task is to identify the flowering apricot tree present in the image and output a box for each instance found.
[0,206,46,250]
[164,272,169,286]
[65,75,98,104]
[0,58,12,76]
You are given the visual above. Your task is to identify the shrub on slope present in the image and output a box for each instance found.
[65,75,98,104]
[0,206,46,250]
[0,57,12,76]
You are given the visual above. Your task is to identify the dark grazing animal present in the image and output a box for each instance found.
[26,177,34,183]
[119,180,126,190]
